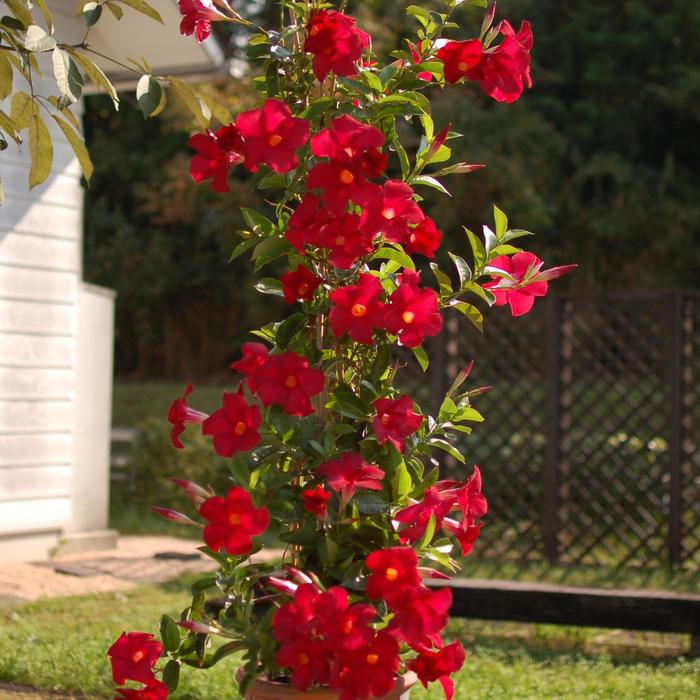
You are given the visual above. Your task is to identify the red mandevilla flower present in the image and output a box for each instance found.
[394,486,457,544]
[444,517,483,557]
[317,452,385,504]
[320,601,376,652]
[365,546,422,604]
[384,270,443,348]
[482,252,549,316]
[372,395,423,452]
[474,20,534,103]
[308,160,379,214]
[406,217,443,258]
[389,585,452,648]
[272,583,320,644]
[318,212,377,269]
[199,486,269,555]
[236,99,310,173]
[202,388,261,456]
[188,124,244,193]
[367,180,425,245]
[332,631,400,700]
[436,39,484,84]
[280,265,322,304]
[253,351,325,416]
[457,465,488,519]
[329,273,387,344]
[167,384,208,449]
[178,0,227,43]
[408,641,466,700]
[275,637,332,691]
[311,115,385,168]
[107,632,163,686]
[230,342,269,394]
[304,10,370,82]
[302,484,332,518]
[115,679,169,700]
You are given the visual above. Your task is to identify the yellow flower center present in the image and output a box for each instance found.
[335,235,346,245]
[131,651,144,663]
[299,652,310,664]
[385,567,398,581]
[298,283,309,296]
[383,208,396,220]
[234,421,247,436]
[268,134,282,147]
[402,311,415,324]
[309,25,320,37]
[380,414,391,426]
[229,513,242,526]
[339,169,355,185]
[351,303,367,317]
[343,619,354,634]
[458,61,470,72]
[285,375,298,389]
[366,653,379,666]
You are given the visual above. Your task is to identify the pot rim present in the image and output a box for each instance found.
[237,668,419,695]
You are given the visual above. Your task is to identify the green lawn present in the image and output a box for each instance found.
[113,382,228,427]
[0,581,697,699]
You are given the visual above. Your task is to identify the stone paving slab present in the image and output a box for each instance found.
[0,536,281,603]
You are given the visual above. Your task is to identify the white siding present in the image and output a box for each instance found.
[0,52,82,541]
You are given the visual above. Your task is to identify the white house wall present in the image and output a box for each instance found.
[0,59,83,559]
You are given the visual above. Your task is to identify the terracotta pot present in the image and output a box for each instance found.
[238,670,418,700]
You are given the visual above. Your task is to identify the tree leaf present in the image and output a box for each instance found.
[28,109,53,189]
[412,345,429,372]
[52,48,82,106]
[451,301,483,332]
[168,76,208,128]
[162,660,180,693]
[11,91,33,129]
[51,114,94,183]
[448,252,472,286]
[428,438,465,463]
[105,2,124,20]
[411,174,451,196]
[354,492,387,514]
[371,246,415,272]
[159,615,181,653]
[68,49,119,110]
[5,0,33,27]
[24,25,56,52]
[430,262,453,297]
[464,227,486,272]
[115,0,163,23]
[0,54,13,101]
[0,109,19,144]
[254,278,284,297]
[82,1,103,26]
[34,0,54,32]
[136,74,162,118]
[493,205,508,240]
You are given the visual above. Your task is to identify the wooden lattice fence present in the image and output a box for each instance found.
[400,291,700,570]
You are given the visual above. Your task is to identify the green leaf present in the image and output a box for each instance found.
[254,277,284,297]
[451,301,483,332]
[501,228,535,243]
[168,76,208,128]
[0,109,19,144]
[105,2,124,20]
[162,660,180,693]
[69,49,119,110]
[52,48,82,106]
[82,1,102,26]
[448,252,472,286]
[371,246,415,272]
[34,0,54,31]
[159,615,181,653]
[115,0,163,22]
[0,54,13,100]
[493,205,508,240]
[454,405,485,422]
[28,109,53,189]
[462,280,496,306]
[252,237,290,270]
[241,208,276,236]
[412,345,429,372]
[355,492,387,514]
[392,131,411,180]
[464,227,486,272]
[430,262,453,297]
[411,175,450,196]
[417,513,437,549]
[229,236,260,262]
[275,312,305,348]
[428,438,465,463]
[392,461,412,501]
[483,225,498,256]
[136,74,162,118]
[11,91,33,129]
[5,0,32,27]
[51,114,94,182]
[327,384,369,420]
[24,25,56,52]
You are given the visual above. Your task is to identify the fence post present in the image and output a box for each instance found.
[544,293,561,563]
[669,290,684,568]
